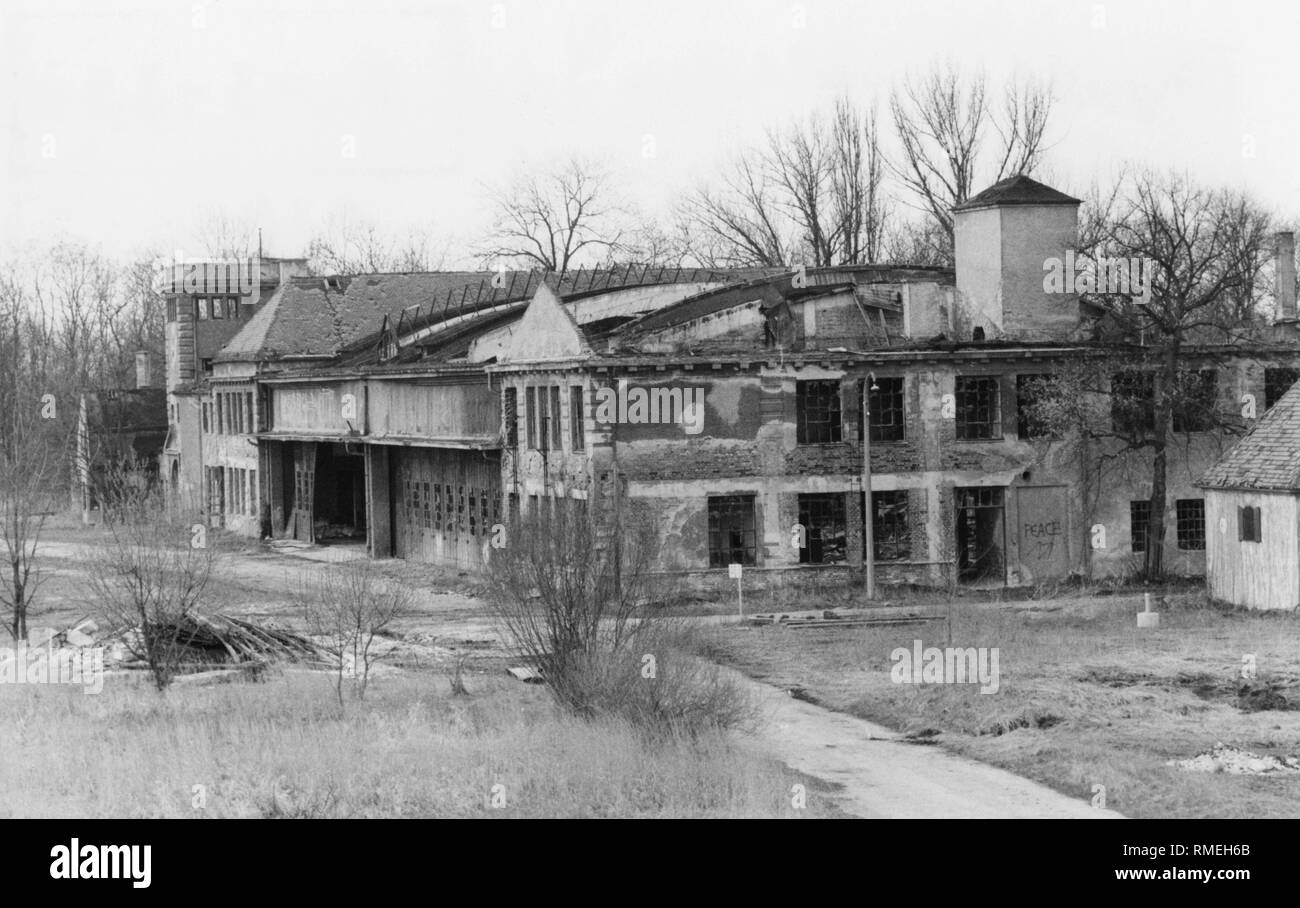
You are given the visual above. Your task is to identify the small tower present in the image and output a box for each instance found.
[953,174,1082,341]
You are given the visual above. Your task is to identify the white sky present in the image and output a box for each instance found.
[2,0,1297,264]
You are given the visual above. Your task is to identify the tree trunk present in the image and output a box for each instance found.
[1144,344,1179,581]
[1146,442,1167,581]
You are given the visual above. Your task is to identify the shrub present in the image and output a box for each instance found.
[486,499,754,736]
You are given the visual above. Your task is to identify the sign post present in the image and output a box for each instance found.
[729,562,743,617]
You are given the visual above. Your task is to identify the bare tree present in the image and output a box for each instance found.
[679,151,792,268]
[86,478,216,690]
[830,98,890,265]
[889,63,1053,248]
[308,215,451,275]
[680,97,891,269]
[195,211,256,260]
[478,157,625,276]
[1024,169,1274,580]
[485,501,752,735]
[298,560,409,706]
[0,381,65,642]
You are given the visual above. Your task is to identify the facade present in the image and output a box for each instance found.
[73,381,168,523]
[165,176,1300,592]
[160,256,311,515]
[1198,383,1300,610]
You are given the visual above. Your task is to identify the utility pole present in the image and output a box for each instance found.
[862,373,876,600]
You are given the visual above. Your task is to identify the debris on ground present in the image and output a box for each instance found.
[1169,743,1300,775]
[743,608,943,630]
[101,613,322,668]
[507,665,544,683]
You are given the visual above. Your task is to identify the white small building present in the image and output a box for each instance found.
[1198,383,1300,610]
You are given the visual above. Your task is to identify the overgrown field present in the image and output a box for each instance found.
[699,593,1300,818]
[0,669,842,818]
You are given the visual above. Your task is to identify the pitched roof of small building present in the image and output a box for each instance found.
[953,174,1082,212]
[1199,383,1300,491]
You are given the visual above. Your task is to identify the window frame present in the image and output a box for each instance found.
[863,377,905,444]
[796,380,843,445]
[955,375,1003,441]
[797,492,848,564]
[570,386,585,451]
[707,494,758,567]
[1175,498,1206,551]
[1130,500,1151,553]
[1238,505,1262,543]
[871,489,911,562]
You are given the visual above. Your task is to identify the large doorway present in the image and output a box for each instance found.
[956,486,1006,584]
[312,442,368,544]
[391,447,501,569]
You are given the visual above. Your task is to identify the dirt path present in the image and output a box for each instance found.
[733,668,1123,819]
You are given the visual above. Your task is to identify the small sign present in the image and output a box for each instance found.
[728,563,742,579]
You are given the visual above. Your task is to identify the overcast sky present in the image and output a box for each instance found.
[2,0,1296,265]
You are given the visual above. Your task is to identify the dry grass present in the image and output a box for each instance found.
[0,668,841,818]
[700,593,1300,818]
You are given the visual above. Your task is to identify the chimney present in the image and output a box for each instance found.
[1276,231,1296,322]
[135,351,154,389]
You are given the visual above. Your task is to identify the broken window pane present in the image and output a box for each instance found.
[797,380,842,445]
[708,494,757,567]
[955,376,1002,440]
[798,493,846,564]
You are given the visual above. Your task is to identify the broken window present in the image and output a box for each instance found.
[1112,371,1156,435]
[550,386,563,451]
[955,486,1005,582]
[525,387,537,449]
[1016,374,1057,439]
[571,386,585,451]
[196,297,209,321]
[1172,370,1217,433]
[1130,501,1151,553]
[798,493,847,564]
[537,387,551,451]
[503,388,518,447]
[1264,367,1300,410]
[708,494,757,567]
[862,377,905,443]
[871,490,910,561]
[1238,505,1262,543]
[1176,499,1205,550]
[797,380,842,444]
[955,376,1002,440]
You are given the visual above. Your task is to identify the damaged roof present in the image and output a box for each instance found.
[1199,383,1300,492]
[216,271,491,363]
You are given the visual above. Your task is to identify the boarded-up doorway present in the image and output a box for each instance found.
[956,486,1005,584]
[1016,485,1069,582]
